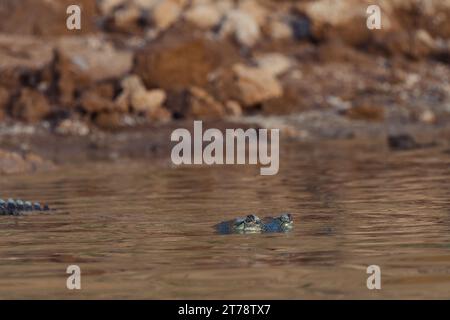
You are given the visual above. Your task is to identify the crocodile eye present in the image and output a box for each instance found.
[279,213,292,222]
[245,215,255,223]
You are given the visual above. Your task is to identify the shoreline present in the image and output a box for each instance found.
[1,114,449,176]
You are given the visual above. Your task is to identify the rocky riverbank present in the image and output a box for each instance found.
[1,0,450,174]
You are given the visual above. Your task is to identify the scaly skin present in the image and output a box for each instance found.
[215,214,264,234]
[0,198,50,216]
[262,213,293,232]
[216,213,293,234]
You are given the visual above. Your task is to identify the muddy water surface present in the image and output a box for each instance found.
[1,141,450,299]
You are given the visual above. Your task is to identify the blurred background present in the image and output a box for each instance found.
[0,0,449,173]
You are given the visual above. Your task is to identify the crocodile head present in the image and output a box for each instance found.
[273,213,293,229]
[233,214,262,233]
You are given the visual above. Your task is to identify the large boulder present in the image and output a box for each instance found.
[11,88,51,122]
[55,36,133,106]
[0,35,54,91]
[134,32,240,91]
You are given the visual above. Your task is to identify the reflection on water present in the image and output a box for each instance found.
[0,140,450,299]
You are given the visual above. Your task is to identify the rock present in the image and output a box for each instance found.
[55,36,133,105]
[78,82,117,113]
[220,10,261,47]
[268,19,294,40]
[232,64,283,106]
[296,0,388,46]
[419,110,436,124]
[135,0,160,10]
[0,87,9,115]
[184,4,222,29]
[111,5,143,33]
[296,0,449,55]
[254,53,293,77]
[0,149,54,175]
[392,0,450,39]
[345,105,385,122]
[55,119,90,136]
[121,74,146,94]
[383,29,437,59]
[185,86,225,118]
[79,91,117,113]
[425,2,450,39]
[326,96,351,113]
[98,0,127,15]
[114,92,131,113]
[238,0,268,27]
[0,35,54,71]
[388,134,420,151]
[151,0,184,30]
[261,77,309,115]
[11,88,51,122]
[131,89,166,113]
[114,75,142,112]
[94,112,124,130]
[290,15,312,40]
[411,29,437,58]
[135,34,239,91]
[215,0,234,14]
[90,82,116,100]
[146,106,172,122]
[225,100,243,117]
[0,35,54,90]
[118,75,167,114]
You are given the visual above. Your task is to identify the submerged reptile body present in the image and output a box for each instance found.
[216,214,293,234]
[0,199,50,216]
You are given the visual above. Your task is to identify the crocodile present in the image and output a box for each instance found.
[215,213,293,234]
[0,198,50,216]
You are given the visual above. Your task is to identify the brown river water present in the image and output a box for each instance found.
[1,140,450,299]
